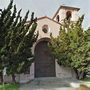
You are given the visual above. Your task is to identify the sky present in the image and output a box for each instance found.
[0,0,90,29]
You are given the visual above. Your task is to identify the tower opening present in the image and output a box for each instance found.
[66,11,72,20]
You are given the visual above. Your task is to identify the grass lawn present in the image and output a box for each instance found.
[0,83,19,90]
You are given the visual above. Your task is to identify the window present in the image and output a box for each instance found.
[56,15,59,22]
[42,25,48,33]
[66,11,72,20]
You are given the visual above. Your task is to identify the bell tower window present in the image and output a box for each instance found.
[66,11,72,20]
[56,15,59,22]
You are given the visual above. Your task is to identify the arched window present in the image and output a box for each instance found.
[56,15,59,22]
[66,11,72,20]
[42,25,48,33]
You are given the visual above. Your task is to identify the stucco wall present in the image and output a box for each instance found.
[18,63,34,83]
[54,8,79,23]
[55,60,76,78]
[32,17,60,54]
[1,63,34,83]
[31,17,76,80]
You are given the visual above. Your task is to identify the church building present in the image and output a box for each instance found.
[5,5,80,83]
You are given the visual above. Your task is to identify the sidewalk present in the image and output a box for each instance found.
[19,77,78,90]
[20,87,76,90]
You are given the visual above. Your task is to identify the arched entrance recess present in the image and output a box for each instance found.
[34,38,56,77]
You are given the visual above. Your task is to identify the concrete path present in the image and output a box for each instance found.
[19,77,79,90]
[20,87,76,90]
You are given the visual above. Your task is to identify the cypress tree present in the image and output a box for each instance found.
[0,0,38,83]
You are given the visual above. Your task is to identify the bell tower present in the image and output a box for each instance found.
[52,5,80,23]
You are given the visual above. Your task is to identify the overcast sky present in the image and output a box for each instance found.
[0,0,90,29]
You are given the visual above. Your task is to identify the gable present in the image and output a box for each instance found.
[37,16,61,25]
[36,16,60,39]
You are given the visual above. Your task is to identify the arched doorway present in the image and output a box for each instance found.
[34,39,56,77]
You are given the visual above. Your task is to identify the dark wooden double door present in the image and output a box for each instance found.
[35,41,55,77]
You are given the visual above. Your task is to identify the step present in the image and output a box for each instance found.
[20,77,79,88]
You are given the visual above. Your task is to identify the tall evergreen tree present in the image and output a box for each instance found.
[85,27,90,74]
[0,0,38,83]
[49,16,90,79]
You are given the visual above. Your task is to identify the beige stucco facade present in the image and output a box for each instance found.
[32,17,60,54]
[29,5,79,81]
[53,5,80,23]
[36,17,60,38]
[53,8,79,22]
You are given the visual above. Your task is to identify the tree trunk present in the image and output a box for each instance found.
[74,68,86,80]
[12,74,16,83]
[74,69,79,79]
[83,72,86,79]
[0,72,3,83]
[79,72,87,80]
[0,71,3,83]
[79,72,84,80]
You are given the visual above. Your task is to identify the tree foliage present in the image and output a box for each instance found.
[49,15,90,79]
[0,0,38,83]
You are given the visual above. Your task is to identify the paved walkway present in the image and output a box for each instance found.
[20,87,76,90]
[19,77,79,90]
